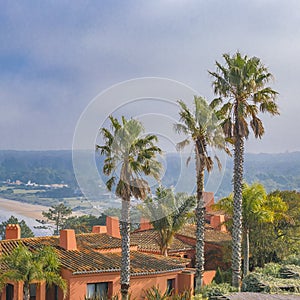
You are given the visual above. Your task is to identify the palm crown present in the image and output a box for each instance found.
[209,52,279,140]
[97,115,162,202]
[175,96,228,171]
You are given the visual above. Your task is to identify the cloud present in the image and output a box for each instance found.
[0,0,300,151]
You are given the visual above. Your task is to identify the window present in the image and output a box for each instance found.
[166,278,175,294]
[46,285,58,300]
[86,282,109,299]
[6,284,14,300]
[30,284,36,300]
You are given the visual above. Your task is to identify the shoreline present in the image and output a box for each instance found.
[0,197,50,220]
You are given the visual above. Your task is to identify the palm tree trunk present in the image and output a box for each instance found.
[243,228,250,277]
[120,199,130,300]
[23,282,30,300]
[195,144,205,293]
[232,135,244,289]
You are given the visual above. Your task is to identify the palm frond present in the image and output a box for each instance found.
[176,138,190,151]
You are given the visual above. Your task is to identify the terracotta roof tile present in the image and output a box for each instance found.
[0,233,187,275]
[131,229,194,254]
[177,224,231,244]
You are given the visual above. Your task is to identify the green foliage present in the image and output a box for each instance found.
[97,115,162,201]
[214,182,288,270]
[139,187,196,255]
[142,286,191,300]
[280,265,300,279]
[213,267,231,284]
[243,262,300,294]
[63,214,106,233]
[0,215,34,239]
[200,282,237,299]
[242,272,300,294]
[241,273,270,293]
[0,244,67,299]
[255,263,281,278]
[41,203,72,235]
[250,190,300,267]
[283,254,300,266]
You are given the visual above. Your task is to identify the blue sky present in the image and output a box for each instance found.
[1,0,300,153]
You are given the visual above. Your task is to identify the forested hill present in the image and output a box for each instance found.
[218,151,300,198]
[0,150,77,187]
[0,150,300,198]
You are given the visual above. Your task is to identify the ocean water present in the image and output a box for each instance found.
[0,207,52,237]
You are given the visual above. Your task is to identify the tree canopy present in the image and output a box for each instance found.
[140,186,196,256]
[0,244,67,300]
[0,216,34,240]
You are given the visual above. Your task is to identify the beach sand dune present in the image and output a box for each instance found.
[0,198,50,220]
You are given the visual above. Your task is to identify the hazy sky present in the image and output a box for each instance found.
[1,0,299,153]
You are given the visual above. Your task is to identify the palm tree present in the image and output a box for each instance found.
[140,187,196,256]
[96,116,161,300]
[0,244,67,300]
[214,182,287,277]
[174,96,228,292]
[209,52,279,288]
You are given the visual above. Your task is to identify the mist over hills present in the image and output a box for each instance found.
[0,150,300,200]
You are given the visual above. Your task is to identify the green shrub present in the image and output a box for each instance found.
[213,267,231,284]
[283,254,300,266]
[280,265,300,279]
[200,283,237,299]
[142,286,191,300]
[255,262,281,278]
[242,272,300,294]
[242,273,270,293]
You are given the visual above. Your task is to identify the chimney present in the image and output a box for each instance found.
[210,215,226,232]
[204,192,215,212]
[106,216,121,239]
[92,225,107,234]
[5,224,21,240]
[59,229,77,250]
[139,218,153,231]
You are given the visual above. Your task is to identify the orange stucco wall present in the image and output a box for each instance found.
[1,269,209,299]
[203,270,216,285]
[61,269,194,300]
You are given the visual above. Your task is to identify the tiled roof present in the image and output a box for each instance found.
[131,229,194,254]
[70,251,188,275]
[177,224,231,244]
[0,233,187,275]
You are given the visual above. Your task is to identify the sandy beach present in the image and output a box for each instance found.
[0,197,49,220]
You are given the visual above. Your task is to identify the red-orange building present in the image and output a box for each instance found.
[0,193,230,299]
[0,219,194,300]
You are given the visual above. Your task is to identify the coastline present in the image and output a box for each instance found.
[0,197,49,220]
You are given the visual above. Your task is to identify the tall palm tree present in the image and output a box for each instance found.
[174,96,228,292]
[0,244,67,300]
[96,116,161,300]
[140,187,196,256]
[209,51,279,287]
[214,183,287,276]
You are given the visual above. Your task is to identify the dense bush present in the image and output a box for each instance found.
[283,254,300,266]
[280,265,300,279]
[242,272,300,293]
[143,287,191,300]
[255,262,281,278]
[242,273,271,293]
[213,267,232,284]
[200,282,237,299]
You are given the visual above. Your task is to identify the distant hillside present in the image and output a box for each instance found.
[218,152,300,198]
[1,150,300,199]
[0,150,77,187]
